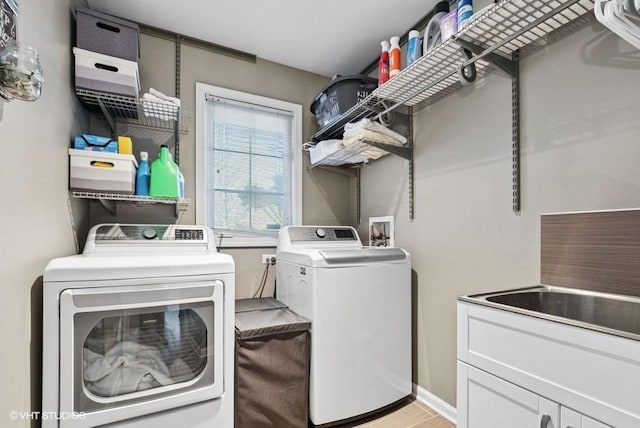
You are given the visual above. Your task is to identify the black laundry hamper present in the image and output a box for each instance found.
[235,298,311,428]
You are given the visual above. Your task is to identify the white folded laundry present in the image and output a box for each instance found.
[150,87,181,107]
[309,139,343,165]
[343,118,407,145]
[343,129,404,147]
[142,92,179,121]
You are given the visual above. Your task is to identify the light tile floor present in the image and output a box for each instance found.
[334,398,455,428]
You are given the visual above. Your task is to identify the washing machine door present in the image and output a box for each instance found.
[58,279,224,428]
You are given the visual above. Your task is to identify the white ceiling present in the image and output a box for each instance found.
[86,0,436,77]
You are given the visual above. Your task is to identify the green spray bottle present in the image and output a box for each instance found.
[149,145,179,198]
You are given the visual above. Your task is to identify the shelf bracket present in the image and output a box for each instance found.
[512,50,521,214]
[176,200,189,217]
[456,39,517,78]
[408,106,414,221]
[98,198,117,216]
[365,141,412,160]
[96,96,117,136]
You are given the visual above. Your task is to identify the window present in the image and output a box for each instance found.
[196,83,302,247]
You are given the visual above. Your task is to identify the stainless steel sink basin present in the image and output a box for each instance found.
[461,286,640,341]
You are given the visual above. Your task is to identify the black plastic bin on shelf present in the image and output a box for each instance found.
[235,298,311,428]
[310,75,378,129]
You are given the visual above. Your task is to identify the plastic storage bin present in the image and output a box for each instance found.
[76,7,139,62]
[310,75,378,129]
[69,148,137,194]
[235,298,311,428]
[73,47,140,98]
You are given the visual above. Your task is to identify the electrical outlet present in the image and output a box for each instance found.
[262,254,276,265]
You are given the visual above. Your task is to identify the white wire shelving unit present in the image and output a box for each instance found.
[74,90,192,216]
[310,0,596,218]
[76,90,191,134]
[71,191,191,216]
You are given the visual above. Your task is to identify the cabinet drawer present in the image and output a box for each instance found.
[458,301,640,427]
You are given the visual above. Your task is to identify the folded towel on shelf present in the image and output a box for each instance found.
[343,129,405,147]
[343,118,408,145]
[142,91,179,121]
[150,87,181,108]
[308,139,342,165]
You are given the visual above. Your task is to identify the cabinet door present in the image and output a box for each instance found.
[561,407,612,428]
[458,362,560,428]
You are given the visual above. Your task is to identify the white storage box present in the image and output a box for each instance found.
[69,149,137,194]
[73,47,140,97]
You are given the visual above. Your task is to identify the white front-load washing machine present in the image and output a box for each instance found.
[42,224,235,428]
[276,225,412,426]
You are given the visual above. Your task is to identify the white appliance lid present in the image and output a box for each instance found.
[43,253,235,282]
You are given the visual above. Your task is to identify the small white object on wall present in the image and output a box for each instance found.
[369,215,394,247]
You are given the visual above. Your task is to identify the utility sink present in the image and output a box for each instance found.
[461,285,640,341]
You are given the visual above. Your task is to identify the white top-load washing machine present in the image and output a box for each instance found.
[42,224,234,428]
[276,225,412,426]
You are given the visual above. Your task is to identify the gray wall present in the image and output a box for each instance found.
[136,34,352,298]
[0,0,86,425]
[359,23,640,406]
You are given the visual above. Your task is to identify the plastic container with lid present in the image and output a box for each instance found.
[389,36,401,78]
[0,41,44,101]
[149,145,179,198]
[310,75,378,129]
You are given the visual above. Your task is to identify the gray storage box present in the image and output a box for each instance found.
[76,7,139,62]
[235,298,311,428]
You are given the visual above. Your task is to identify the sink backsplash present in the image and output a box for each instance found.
[541,209,640,297]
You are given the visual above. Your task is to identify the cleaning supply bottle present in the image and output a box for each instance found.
[135,151,151,196]
[389,36,401,78]
[457,0,474,29]
[178,168,185,198]
[150,145,179,198]
[406,30,422,66]
[378,41,390,86]
[424,1,450,52]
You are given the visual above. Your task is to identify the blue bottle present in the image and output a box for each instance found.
[136,151,151,196]
[406,30,422,66]
[457,0,473,29]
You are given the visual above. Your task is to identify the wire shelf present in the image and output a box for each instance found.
[72,191,191,212]
[76,89,191,135]
[312,0,595,142]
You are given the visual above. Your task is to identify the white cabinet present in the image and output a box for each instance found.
[457,301,639,427]
[458,362,559,428]
[458,362,613,428]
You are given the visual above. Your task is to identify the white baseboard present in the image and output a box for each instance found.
[413,383,457,424]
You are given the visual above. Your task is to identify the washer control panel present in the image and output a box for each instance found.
[287,226,358,242]
[95,224,207,241]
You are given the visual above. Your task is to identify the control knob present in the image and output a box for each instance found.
[142,228,157,240]
[316,228,326,238]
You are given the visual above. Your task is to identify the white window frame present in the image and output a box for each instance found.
[195,83,302,247]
